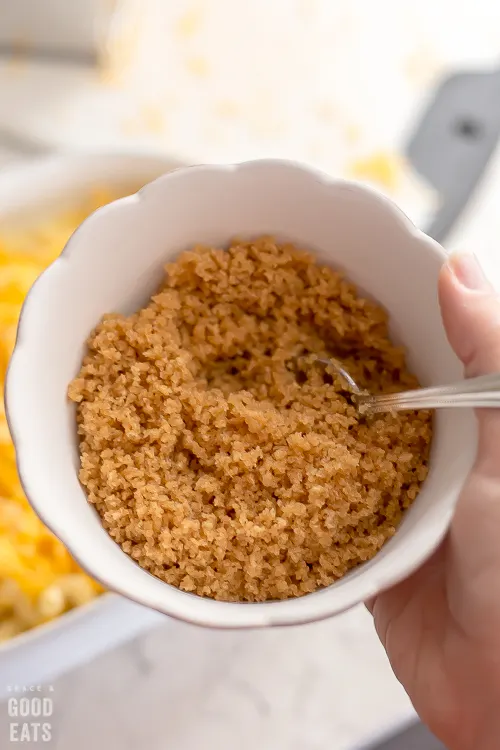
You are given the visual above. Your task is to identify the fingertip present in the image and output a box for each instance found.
[447,252,493,293]
[438,259,475,364]
[439,253,493,305]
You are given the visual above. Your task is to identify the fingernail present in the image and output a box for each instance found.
[448,252,490,291]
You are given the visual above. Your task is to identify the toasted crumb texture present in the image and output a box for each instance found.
[69,238,432,602]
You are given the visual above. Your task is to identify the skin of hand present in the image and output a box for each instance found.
[367,252,500,750]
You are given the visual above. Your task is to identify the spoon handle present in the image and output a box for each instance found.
[359,372,500,414]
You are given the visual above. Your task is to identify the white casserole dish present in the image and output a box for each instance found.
[0,153,184,696]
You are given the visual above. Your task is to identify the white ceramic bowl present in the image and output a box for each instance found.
[6,159,477,629]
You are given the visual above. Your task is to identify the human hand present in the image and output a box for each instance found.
[368,252,500,750]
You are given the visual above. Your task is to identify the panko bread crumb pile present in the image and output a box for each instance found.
[69,238,432,602]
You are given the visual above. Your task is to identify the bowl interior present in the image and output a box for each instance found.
[8,161,477,627]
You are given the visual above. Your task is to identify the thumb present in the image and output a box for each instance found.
[439,252,500,475]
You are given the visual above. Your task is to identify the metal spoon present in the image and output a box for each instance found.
[313,357,500,416]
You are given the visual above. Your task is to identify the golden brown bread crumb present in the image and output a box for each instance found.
[69,237,432,602]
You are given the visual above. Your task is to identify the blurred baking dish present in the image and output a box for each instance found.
[0,152,180,692]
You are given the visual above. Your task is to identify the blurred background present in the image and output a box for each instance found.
[0,1,499,748]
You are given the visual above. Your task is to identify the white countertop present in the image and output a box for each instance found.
[0,2,499,747]
[0,605,417,750]
[32,607,415,750]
